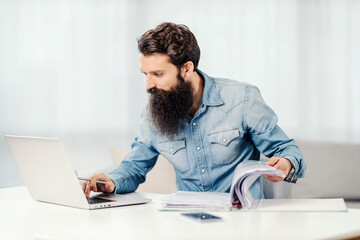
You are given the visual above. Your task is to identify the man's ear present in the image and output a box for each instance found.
[181,61,194,80]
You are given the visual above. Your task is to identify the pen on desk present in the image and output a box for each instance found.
[78,177,107,184]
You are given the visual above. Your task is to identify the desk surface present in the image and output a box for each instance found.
[1,186,360,240]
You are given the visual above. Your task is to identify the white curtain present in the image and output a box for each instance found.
[1,0,359,186]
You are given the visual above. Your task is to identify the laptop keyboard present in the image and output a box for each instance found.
[87,197,116,205]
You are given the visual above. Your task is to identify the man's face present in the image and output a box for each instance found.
[140,53,194,138]
[140,53,179,91]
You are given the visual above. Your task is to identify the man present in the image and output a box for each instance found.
[83,22,306,199]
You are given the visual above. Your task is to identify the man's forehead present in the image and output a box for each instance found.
[140,52,170,60]
[139,53,173,72]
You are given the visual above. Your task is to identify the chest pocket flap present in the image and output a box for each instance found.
[208,129,240,146]
[208,128,241,166]
[157,138,188,173]
[158,139,186,154]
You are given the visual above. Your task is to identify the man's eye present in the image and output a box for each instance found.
[154,73,163,77]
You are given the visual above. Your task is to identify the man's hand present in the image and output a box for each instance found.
[262,157,292,183]
[82,173,115,198]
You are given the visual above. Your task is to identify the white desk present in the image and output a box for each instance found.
[1,186,360,240]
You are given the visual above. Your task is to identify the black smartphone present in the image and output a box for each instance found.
[95,181,107,192]
[181,212,222,222]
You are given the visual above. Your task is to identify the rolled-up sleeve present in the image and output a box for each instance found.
[245,85,306,182]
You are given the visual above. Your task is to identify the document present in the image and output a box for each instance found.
[159,160,281,211]
[253,198,347,212]
[159,191,232,211]
[159,160,348,212]
[229,160,284,209]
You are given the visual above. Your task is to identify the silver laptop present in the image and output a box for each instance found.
[5,135,151,210]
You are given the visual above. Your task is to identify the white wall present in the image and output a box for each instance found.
[1,0,360,187]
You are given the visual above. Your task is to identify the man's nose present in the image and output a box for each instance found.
[146,76,156,89]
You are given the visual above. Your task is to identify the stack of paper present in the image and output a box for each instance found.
[230,161,284,209]
[159,191,232,211]
[159,160,284,211]
[158,160,348,212]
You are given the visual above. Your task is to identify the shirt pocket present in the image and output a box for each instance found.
[157,138,189,173]
[208,129,241,166]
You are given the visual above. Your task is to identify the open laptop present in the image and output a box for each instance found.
[5,135,151,210]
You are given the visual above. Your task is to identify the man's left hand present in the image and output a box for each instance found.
[262,157,291,183]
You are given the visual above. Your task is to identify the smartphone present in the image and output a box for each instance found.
[181,212,222,222]
[95,181,107,192]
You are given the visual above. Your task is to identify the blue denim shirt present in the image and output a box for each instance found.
[108,70,306,198]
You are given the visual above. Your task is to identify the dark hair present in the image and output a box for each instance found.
[137,22,200,71]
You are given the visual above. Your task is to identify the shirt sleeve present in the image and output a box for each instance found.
[244,85,306,182]
[107,109,159,193]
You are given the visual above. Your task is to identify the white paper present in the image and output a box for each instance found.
[230,160,285,209]
[254,198,348,212]
[159,191,232,211]
[158,161,348,212]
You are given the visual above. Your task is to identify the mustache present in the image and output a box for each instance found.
[147,71,185,95]
[147,86,179,104]
[147,87,165,95]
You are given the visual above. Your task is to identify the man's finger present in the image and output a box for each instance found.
[89,176,98,192]
[263,175,284,183]
[85,182,90,198]
[262,174,284,182]
[266,157,280,167]
[105,181,114,193]
[82,182,87,193]
[262,174,272,179]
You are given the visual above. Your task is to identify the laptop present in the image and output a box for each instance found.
[5,135,151,210]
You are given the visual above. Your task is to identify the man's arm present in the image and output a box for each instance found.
[107,138,159,193]
[82,109,159,197]
[82,138,159,197]
[245,85,306,183]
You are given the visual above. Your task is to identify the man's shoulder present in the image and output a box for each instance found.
[212,76,254,94]
[210,76,254,111]
[213,76,250,87]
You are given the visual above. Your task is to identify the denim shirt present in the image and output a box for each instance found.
[108,70,306,198]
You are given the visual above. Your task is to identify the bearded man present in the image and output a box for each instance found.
[83,22,306,198]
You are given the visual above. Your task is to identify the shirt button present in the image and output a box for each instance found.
[169,148,173,152]
[222,138,227,143]
[193,122,197,126]
[201,169,205,173]
[196,147,201,150]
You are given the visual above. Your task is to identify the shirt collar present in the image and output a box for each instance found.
[197,69,224,107]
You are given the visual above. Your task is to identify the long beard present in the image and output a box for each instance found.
[147,74,194,138]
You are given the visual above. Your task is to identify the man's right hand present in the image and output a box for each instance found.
[82,173,115,198]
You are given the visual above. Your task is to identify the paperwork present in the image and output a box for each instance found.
[159,160,283,211]
[252,198,347,212]
[230,160,284,209]
[159,194,347,212]
[160,191,232,211]
[159,160,348,212]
